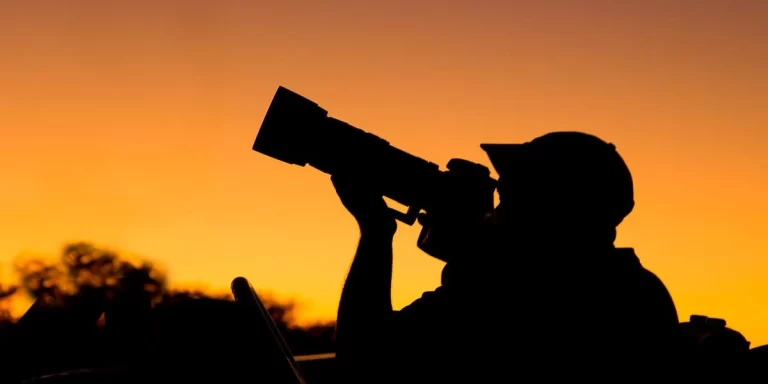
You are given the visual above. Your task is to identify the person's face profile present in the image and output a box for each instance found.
[494,175,539,221]
[479,202,515,246]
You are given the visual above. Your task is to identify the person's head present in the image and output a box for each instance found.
[481,132,634,247]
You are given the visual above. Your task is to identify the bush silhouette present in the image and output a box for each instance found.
[2,242,335,357]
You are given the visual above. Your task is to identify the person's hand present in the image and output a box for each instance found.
[331,173,396,237]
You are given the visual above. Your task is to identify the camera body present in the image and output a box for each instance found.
[253,86,498,261]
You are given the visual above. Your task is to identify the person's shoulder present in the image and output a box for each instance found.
[410,287,450,306]
[614,248,666,284]
[621,249,670,293]
[398,287,451,317]
[393,287,459,338]
[620,248,679,323]
[636,267,676,304]
[637,265,667,288]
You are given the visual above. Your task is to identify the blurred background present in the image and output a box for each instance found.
[1,0,767,343]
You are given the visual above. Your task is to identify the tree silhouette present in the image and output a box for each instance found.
[15,259,69,304]
[9,241,335,354]
[13,243,168,307]
[0,284,18,300]
[0,282,18,322]
[0,242,340,383]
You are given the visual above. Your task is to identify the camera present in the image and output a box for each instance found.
[252,86,498,261]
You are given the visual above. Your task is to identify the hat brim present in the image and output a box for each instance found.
[480,143,526,178]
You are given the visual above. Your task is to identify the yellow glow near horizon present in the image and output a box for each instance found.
[1,1,768,342]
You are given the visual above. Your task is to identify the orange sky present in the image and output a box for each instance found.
[2,0,768,342]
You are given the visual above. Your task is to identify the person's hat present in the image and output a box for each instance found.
[481,131,634,226]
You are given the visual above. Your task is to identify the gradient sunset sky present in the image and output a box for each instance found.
[2,0,768,342]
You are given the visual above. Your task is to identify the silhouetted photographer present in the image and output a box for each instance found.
[251,87,682,382]
[253,87,680,382]
[334,132,681,381]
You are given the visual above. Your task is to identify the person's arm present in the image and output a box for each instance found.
[329,174,399,379]
[337,235,442,383]
[336,229,396,363]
